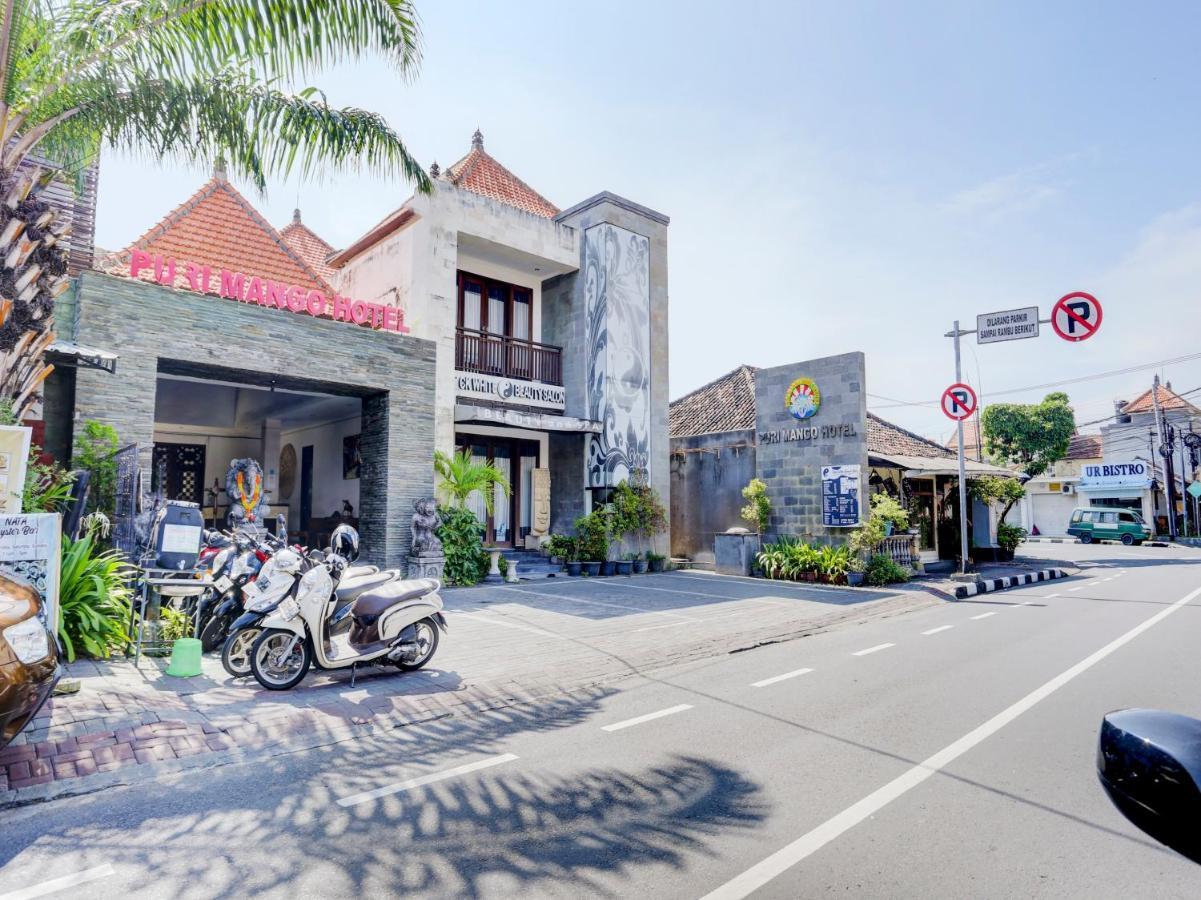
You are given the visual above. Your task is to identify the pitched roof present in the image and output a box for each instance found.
[279,209,337,282]
[668,364,953,458]
[105,170,335,295]
[442,129,559,218]
[868,413,955,459]
[1121,383,1200,415]
[670,365,759,438]
[1066,432,1102,460]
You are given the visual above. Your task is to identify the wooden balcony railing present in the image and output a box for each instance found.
[455,328,563,386]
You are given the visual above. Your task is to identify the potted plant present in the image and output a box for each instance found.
[632,551,648,574]
[846,555,866,587]
[600,558,616,576]
[646,552,666,573]
[574,511,609,578]
[995,522,1027,562]
[616,554,634,576]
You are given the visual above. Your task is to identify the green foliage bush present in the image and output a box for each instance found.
[58,532,134,661]
[73,420,120,515]
[865,554,910,586]
[435,505,489,586]
[607,481,667,543]
[573,509,611,562]
[543,534,578,562]
[996,522,1028,553]
[740,478,771,533]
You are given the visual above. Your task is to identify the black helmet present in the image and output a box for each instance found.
[330,524,359,561]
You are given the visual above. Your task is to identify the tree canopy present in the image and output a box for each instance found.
[981,391,1076,479]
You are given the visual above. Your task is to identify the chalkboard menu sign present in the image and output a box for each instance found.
[822,464,862,528]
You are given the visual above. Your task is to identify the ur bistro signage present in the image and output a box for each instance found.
[129,249,410,333]
[1079,461,1151,490]
[454,372,566,410]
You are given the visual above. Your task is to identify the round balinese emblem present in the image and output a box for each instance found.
[785,377,821,420]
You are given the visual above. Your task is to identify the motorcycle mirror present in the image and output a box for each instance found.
[1098,709,1201,865]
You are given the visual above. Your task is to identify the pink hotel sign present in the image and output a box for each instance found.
[129,249,409,334]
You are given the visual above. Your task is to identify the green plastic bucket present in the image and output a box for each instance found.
[164,637,203,677]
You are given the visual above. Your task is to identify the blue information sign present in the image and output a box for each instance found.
[822,464,862,528]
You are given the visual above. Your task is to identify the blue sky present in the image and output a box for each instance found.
[94,1,1201,443]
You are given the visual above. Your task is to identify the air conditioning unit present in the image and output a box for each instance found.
[1060,483,1074,494]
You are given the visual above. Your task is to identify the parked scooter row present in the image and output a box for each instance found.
[205,525,446,691]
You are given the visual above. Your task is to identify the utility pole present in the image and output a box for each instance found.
[1147,428,1160,536]
[1178,424,1192,537]
[1152,375,1178,540]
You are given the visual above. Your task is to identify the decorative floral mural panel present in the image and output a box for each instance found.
[585,223,650,487]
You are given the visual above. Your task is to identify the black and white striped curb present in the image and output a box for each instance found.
[954,568,1069,600]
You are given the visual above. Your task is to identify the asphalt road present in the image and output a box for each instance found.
[4,541,1201,899]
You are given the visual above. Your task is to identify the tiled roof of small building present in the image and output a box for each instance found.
[104,168,335,295]
[867,413,955,459]
[279,209,337,282]
[669,365,760,437]
[442,129,559,219]
[669,364,954,458]
[1066,432,1102,460]
[1121,383,1200,415]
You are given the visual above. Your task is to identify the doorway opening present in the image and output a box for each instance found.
[153,364,366,551]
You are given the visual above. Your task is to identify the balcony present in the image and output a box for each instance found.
[455,328,563,386]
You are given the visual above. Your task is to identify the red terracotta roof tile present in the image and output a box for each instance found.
[444,130,559,219]
[1121,383,1199,415]
[279,211,337,281]
[106,176,335,296]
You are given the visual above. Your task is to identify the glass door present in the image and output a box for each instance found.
[456,435,540,547]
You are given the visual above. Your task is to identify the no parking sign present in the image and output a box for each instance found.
[1051,292,1102,342]
[941,383,977,421]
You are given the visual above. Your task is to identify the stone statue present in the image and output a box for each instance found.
[410,497,443,554]
[226,458,269,528]
[407,497,445,580]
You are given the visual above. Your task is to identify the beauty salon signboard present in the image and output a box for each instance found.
[129,249,410,334]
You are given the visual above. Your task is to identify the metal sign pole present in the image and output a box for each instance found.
[953,320,970,574]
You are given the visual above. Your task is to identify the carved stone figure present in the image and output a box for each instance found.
[410,497,443,555]
[226,458,269,528]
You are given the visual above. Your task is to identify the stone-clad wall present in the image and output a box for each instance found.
[754,352,868,542]
[71,271,437,566]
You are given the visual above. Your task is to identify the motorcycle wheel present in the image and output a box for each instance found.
[250,629,311,691]
[221,627,261,678]
[395,617,440,671]
[200,612,232,652]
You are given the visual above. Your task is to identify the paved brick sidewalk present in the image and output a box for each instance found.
[1,571,940,805]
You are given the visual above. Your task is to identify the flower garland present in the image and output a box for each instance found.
[236,470,262,521]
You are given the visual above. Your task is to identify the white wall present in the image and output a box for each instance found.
[279,415,362,525]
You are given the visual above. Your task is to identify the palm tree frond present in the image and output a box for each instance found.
[30,67,431,192]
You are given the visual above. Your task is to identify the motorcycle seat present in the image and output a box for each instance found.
[352,579,439,620]
[335,570,397,602]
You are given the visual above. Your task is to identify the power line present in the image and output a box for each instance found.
[869,350,1201,409]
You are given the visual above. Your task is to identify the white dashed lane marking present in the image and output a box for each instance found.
[970,612,996,621]
[0,865,115,900]
[921,625,953,636]
[851,643,895,657]
[601,704,693,733]
[336,754,519,807]
[752,668,815,688]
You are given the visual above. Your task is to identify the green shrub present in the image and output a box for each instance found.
[73,420,120,515]
[158,604,192,644]
[996,522,1028,553]
[574,509,611,562]
[608,481,667,546]
[740,478,771,533]
[865,554,909,586]
[757,538,852,581]
[435,505,489,586]
[58,533,134,661]
[544,534,578,562]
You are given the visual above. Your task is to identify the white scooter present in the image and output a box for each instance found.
[248,551,446,691]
